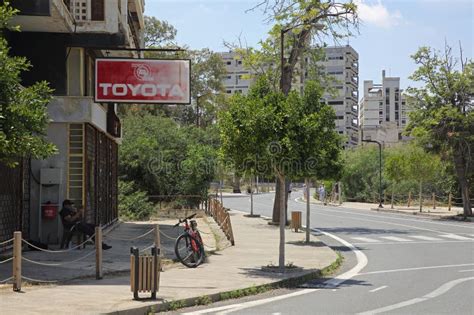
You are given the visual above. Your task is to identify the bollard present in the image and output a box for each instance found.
[95,227,103,280]
[432,193,436,210]
[13,231,21,292]
[153,225,161,293]
[448,193,452,211]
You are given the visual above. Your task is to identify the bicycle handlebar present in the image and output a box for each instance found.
[173,213,197,227]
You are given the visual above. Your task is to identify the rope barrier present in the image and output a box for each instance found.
[21,250,96,267]
[104,228,154,241]
[159,230,179,241]
[22,234,95,253]
[21,275,58,284]
[0,238,14,246]
[0,276,13,284]
[0,257,13,264]
[139,244,155,252]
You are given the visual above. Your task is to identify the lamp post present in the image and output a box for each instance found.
[362,139,383,208]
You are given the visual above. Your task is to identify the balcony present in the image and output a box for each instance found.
[48,96,116,139]
[11,0,75,33]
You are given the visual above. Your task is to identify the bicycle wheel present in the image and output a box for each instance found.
[174,234,204,268]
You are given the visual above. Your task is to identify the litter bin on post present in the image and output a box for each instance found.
[130,246,160,300]
[291,211,302,232]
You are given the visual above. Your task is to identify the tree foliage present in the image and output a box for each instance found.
[144,16,177,48]
[406,45,473,215]
[0,2,56,167]
[219,76,342,269]
[119,113,219,202]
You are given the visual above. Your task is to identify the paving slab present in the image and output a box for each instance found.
[0,211,337,315]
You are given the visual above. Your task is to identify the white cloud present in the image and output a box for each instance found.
[355,0,403,28]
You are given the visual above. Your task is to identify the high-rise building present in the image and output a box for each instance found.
[301,45,359,148]
[359,70,410,145]
[219,51,254,95]
[219,45,360,149]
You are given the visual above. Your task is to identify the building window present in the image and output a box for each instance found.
[337,116,344,120]
[395,112,399,120]
[68,123,85,207]
[395,102,399,110]
[402,120,406,124]
[379,111,383,115]
[226,61,231,65]
[237,60,242,65]
[226,90,232,94]
[328,101,344,105]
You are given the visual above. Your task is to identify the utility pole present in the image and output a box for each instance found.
[362,139,383,208]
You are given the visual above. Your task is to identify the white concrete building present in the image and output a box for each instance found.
[219,45,359,149]
[3,0,145,244]
[359,70,410,145]
[219,51,254,95]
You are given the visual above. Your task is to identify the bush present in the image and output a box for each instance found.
[118,180,155,220]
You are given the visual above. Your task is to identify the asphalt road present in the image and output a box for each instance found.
[182,190,474,315]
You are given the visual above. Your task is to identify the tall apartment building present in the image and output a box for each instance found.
[219,45,359,149]
[304,45,359,148]
[359,70,409,145]
[1,0,145,245]
[220,51,254,95]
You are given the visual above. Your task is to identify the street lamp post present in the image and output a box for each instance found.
[362,139,384,208]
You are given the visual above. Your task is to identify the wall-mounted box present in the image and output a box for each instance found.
[40,168,62,185]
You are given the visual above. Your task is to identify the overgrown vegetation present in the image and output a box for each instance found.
[0,2,56,167]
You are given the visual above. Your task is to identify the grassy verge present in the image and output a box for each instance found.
[156,251,344,313]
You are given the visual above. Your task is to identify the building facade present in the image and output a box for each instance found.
[219,51,254,95]
[1,0,145,246]
[359,70,409,145]
[219,45,359,149]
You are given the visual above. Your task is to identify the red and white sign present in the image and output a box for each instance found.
[95,58,191,104]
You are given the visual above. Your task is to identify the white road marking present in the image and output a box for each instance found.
[352,240,472,246]
[380,236,413,242]
[192,228,368,315]
[298,199,474,230]
[357,263,474,276]
[351,237,379,243]
[182,304,240,314]
[357,277,474,315]
[458,269,474,273]
[369,285,388,293]
[409,235,442,241]
[439,234,474,241]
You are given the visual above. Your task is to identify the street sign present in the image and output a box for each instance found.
[95,58,191,104]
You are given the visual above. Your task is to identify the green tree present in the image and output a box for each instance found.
[0,3,56,167]
[219,76,342,270]
[144,16,177,48]
[236,0,359,222]
[404,145,441,212]
[119,113,219,204]
[406,45,473,216]
[384,146,409,209]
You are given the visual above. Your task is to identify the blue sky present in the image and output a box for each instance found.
[146,0,473,91]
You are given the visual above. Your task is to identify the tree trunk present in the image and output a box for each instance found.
[419,181,423,212]
[453,152,473,217]
[278,173,286,271]
[272,178,290,224]
[232,174,241,193]
[391,187,394,209]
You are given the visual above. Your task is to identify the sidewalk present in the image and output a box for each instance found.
[300,195,468,220]
[0,211,338,314]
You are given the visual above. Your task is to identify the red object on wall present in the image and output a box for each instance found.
[42,203,58,220]
[95,58,191,104]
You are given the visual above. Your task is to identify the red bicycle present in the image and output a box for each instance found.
[174,213,205,268]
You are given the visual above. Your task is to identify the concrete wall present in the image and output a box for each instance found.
[30,123,69,243]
